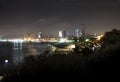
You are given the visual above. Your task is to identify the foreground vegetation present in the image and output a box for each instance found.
[1,29,120,81]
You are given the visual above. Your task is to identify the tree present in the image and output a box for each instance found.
[101,28,120,47]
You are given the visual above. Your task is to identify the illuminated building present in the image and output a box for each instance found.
[59,31,63,38]
[75,29,82,37]
[63,30,67,38]
[37,32,42,38]
[24,33,36,42]
[81,24,86,36]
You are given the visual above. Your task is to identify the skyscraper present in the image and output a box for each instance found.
[59,31,63,38]
[37,32,42,38]
[75,29,82,37]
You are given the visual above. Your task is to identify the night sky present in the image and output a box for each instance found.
[0,0,120,37]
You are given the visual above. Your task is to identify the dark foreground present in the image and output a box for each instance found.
[1,53,120,82]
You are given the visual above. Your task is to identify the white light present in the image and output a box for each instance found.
[69,45,75,48]
[1,39,7,42]
[59,38,67,43]
[96,34,104,41]
[59,31,63,37]
[85,39,89,42]
[5,59,8,63]
[11,39,24,43]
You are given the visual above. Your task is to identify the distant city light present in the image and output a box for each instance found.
[69,44,75,49]
[59,38,67,43]
[85,39,89,42]
[38,32,42,38]
[0,39,7,42]
[96,34,104,41]
[59,31,63,38]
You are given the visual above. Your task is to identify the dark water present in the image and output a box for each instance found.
[0,42,50,66]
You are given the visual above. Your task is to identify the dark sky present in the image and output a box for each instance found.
[0,0,120,37]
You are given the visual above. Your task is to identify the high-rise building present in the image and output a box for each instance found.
[59,31,63,38]
[58,30,68,38]
[37,32,42,38]
[63,30,67,38]
[81,24,86,36]
[75,29,82,37]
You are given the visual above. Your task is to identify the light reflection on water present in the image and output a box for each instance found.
[0,42,50,65]
[13,42,24,64]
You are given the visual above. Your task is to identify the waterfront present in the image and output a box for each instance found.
[0,42,50,68]
[0,29,120,81]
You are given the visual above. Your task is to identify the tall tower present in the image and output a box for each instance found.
[59,31,63,38]
[37,32,42,38]
[75,29,79,37]
[81,24,86,36]
[63,30,67,38]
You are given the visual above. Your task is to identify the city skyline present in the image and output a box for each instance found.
[0,0,120,37]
